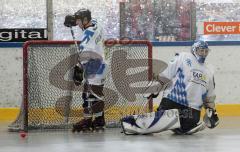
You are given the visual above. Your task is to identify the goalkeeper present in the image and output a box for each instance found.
[64,8,107,132]
[121,40,219,135]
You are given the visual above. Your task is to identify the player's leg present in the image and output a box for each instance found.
[172,109,205,135]
[72,57,107,132]
[90,84,105,131]
[86,61,107,131]
[159,98,205,135]
[180,107,204,135]
[203,96,219,129]
[72,84,93,132]
[121,109,180,135]
[73,59,107,132]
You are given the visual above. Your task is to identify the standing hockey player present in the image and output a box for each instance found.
[121,40,219,135]
[64,8,107,132]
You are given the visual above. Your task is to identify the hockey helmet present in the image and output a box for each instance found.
[74,8,91,22]
[191,40,210,64]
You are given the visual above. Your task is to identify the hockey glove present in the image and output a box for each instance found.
[64,15,77,27]
[203,108,219,129]
[146,93,159,99]
[73,65,84,86]
[143,81,160,99]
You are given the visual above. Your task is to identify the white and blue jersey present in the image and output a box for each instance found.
[79,19,104,59]
[79,19,107,85]
[161,52,215,110]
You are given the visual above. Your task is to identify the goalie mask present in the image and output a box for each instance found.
[74,8,92,30]
[191,40,210,64]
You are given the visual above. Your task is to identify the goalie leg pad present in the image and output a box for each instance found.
[121,109,180,135]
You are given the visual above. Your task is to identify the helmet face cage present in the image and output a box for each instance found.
[191,40,210,64]
[74,8,92,29]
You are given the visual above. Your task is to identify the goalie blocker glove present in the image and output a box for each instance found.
[64,15,77,27]
[203,108,219,129]
[73,65,84,86]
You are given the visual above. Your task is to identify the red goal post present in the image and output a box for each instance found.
[8,40,153,132]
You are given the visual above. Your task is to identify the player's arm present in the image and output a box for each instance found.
[71,31,92,86]
[79,30,94,51]
[203,75,219,129]
[145,54,181,99]
[144,76,171,99]
[63,14,85,86]
[156,53,182,87]
[203,96,219,129]
[159,52,182,79]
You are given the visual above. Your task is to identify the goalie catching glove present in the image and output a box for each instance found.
[203,108,219,129]
[73,64,84,86]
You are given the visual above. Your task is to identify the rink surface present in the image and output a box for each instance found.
[0,116,240,152]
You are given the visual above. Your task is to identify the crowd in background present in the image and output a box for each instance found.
[1,0,240,41]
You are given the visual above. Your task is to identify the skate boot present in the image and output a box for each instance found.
[72,118,92,133]
[92,116,105,132]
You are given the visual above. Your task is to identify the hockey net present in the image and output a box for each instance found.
[8,40,153,131]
